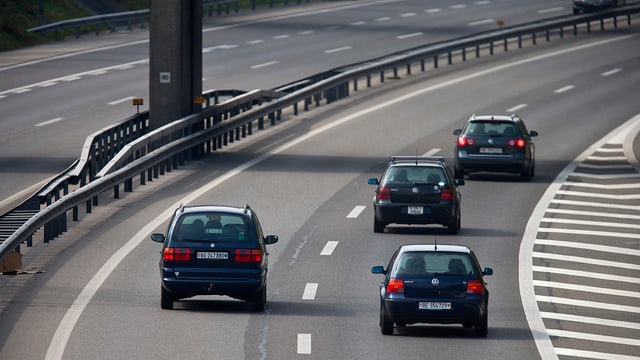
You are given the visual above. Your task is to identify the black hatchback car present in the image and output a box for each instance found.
[453,114,538,181]
[368,156,464,234]
[371,244,493,336]
[151,204,278,311]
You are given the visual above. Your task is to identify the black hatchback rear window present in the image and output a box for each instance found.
[175,212,249,242]
[384,166,446,185]
[464,121,517,137]
[395,252,475,276]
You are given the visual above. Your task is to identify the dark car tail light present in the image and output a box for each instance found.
[376,187,391,201]
[440,188,453,200]
[466,279,484,295]
[386,278,405,293]
[457,136,475,146]
[163,247,191,261]
[507,138,526,148]
[235,249,263,263]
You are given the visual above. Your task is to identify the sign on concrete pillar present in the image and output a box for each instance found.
[149,0,203,130]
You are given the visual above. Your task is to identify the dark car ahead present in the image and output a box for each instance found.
[368,156,464,234]
[151,204,278,311]
[371,244,493,336]
[573,0,625,14]
[453,114,538,181]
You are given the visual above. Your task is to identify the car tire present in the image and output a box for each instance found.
[474,309,488,337]
[251,285,267,312]
[446,209,460,235]
[380,304,394,335]
[374,218,386,233]
[520,164,531,181]
[161,286,174,310]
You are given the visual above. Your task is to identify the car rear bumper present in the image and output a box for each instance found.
[373,203,455,225]
[383,298,485,325]
[160,268,265,298]
[455,153,528,174]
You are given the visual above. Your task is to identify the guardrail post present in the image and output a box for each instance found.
[114,184,120,199]
[462,48,466,61]
[125,178,133,192]
[433,56,438,69]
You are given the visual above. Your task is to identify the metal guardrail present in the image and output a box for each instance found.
[2,5,639,264]
[28,0,311,37]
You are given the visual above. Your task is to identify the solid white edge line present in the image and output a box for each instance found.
[45,33,640,360]
[519,114,640,360]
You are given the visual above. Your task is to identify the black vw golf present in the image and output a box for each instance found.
[372,244,493,336]
[151,204,278,311]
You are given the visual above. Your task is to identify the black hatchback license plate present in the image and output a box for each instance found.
[197,251,228,260]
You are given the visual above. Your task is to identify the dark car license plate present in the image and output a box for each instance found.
[419,302,451,310]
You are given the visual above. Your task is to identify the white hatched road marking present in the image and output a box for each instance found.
[540,312,640,330]
[532,266,640,284]
[536,296,640,313]
[546,329,640,347]
[532,252,640,270]
[533,280,640,298]
[555,348,640,360]
[521,114,640,360]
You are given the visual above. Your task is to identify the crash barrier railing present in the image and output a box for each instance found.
[0,88,278,253]
[27,0,311,37]
[2,5,639,263]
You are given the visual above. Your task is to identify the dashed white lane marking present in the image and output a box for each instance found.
[320,241,339,256]
[273,35,290,40]
[247,39,264,45]
[426,8,442,13]
[297,334,311,354]
[251,61,279,69]
[602,68,621,76]
[375,17,391,22]
[35,117,64,127]
[540,312,640,330]
[302,283,319,300]
[423,148,441,156]
[400,12,416,17]
[108,96,135,106]
[538,7,564,14]
[397,32,423,39]
[350,21,366,26]
[475,1,491,5]
[451,4,467,9]
[468,19,494,26]
[507,104,528,112]
[554,85,575,93]
[324,46,352,54]
[346,206,366,218]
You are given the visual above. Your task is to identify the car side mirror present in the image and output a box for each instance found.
[529,130,538,137]
[483,267,493,276]
[150,233,165,243]
[455,179,465,186]
[264,235,279,245]
[453,129,462,135]
[371,265,386,274]
[368,178,379,185]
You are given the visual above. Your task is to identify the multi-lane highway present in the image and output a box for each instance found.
[0,1,638,359]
